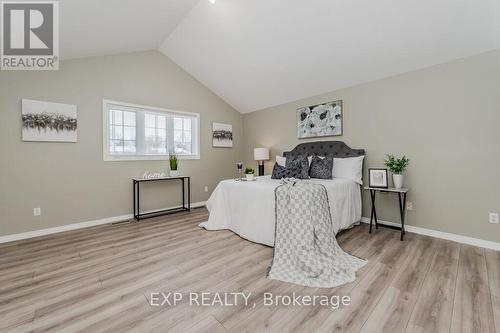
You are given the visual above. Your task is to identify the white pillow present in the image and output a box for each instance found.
[276,155,313,167]
[333,156,364,185]
[276,155,286,167]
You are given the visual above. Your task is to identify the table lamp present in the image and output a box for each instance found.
[254,148,270,176]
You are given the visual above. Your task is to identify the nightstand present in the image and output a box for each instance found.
[364,187,409,241]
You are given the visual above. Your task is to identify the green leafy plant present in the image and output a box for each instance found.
[169,153,178,171]
[384,154,410,174]
[244,167,255,175]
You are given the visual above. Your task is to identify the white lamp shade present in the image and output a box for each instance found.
[254,148,270,161]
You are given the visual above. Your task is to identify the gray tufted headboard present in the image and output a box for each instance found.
[283,141,365,158]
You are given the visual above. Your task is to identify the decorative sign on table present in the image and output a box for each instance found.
[142,171,168,179]
[22,99,78,142]
[297,100,343,139]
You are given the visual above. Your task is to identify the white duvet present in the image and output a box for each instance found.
[199,176,362,246]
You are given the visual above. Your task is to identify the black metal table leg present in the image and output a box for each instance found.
[182,178,185,209]
[369,190,376,233]
[398,192,407,241]
[187,177,191,210]
[369,208,374,234]
[133,180,136,219]
[137,181,140,221]
[370,190,379,231]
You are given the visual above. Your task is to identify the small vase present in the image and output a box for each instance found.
[393,174,404,189]
[170,170,179,177]
[246,174,254,181]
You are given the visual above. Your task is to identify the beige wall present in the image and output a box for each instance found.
[243,50,500,242]
[1,49,499,242]
[0,51,243,236]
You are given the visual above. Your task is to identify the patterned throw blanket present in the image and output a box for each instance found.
[267,180,366,288]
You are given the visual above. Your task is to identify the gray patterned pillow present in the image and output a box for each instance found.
[271,163,284,179]
[309,155,333,179]
[271,163,296,179]
[285,154,310,179]
[271,162,309,179]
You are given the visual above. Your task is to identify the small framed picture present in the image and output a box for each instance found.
[369,168,388,188]
[212,122,233,148]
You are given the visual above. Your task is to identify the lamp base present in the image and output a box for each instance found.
[258,163,264,176]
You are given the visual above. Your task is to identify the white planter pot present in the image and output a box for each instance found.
[393,174,404,189]
[170,170,179,177]
[246,174,255,181]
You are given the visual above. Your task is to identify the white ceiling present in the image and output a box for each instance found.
[58,1,500,113]
[59,0,199,59]
[160,0,500,113]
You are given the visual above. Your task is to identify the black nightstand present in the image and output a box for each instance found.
[364,187,409,241]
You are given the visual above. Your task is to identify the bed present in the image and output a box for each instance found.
[200,141,365,247]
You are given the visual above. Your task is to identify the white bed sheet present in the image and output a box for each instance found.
[199,176,362,246]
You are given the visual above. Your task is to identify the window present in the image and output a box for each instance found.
[174,117,193,155]
[103,100,200,161]
[109,109,136,154]
[144,113,167,154]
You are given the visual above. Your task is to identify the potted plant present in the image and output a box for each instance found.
[169,153,179,177]
[244,167,255,181]
[384,154,410,189]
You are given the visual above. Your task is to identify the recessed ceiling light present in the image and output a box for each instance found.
[209,0,216,4]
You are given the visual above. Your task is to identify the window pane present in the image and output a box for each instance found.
[174,130,183,142]
[146,141,167,154]
[157,116,166,129]
[145,128,155,138]
[112,110,123,125]
[112,126,123,140]
[145,138,156,153]
[123,111,136,126]
[183,118,191,130]
[158,128,166,140]
[184,142,192,155]
[145,114,155,128]
[145,133,158,153]
[124,140,136,153]
[175,142,191,155]
[124,127,135,140]
[109,140,116,152]
[157,141,167,154]
[110,139,124,153]
[174,118,183,130]
[184,131,192,142]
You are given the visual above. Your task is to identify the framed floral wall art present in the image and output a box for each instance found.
[297,100,343,139]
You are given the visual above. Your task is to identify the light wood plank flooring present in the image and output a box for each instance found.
[1,208,499,332]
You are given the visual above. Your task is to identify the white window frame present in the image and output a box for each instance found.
[103,99,200,161]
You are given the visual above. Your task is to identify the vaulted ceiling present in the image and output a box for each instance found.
[60,0,199,59]
[61,0,500,113]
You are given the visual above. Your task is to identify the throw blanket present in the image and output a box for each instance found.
[267,179,366,288]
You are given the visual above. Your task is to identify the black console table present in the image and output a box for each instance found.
[133,176,190,221]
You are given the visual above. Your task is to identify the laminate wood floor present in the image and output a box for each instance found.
[1,208,499,332]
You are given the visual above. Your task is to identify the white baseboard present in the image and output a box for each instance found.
[0,201,207,244]
[360,217,500,251]
[4,205,498,252]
